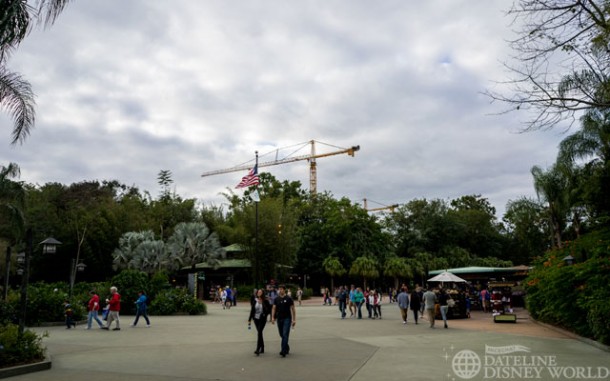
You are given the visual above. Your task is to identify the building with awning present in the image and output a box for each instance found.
[182,244,252,299]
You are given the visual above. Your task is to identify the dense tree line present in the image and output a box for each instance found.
[0,166,552,291]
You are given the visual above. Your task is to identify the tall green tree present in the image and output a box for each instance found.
[449,195,504,259]
[0,162,25,242]
[503,197,548,264]
[222,174,301,285]
[383,198,457,256]
[295,194,389,287]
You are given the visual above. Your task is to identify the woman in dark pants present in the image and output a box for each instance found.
[248,289,272,355]
[409,288,421,324]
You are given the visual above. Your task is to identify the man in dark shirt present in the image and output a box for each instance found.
[271,284,296,357]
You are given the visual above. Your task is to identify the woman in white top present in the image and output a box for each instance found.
[248,289,272,356]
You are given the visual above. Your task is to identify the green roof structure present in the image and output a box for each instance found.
[189,258,251,270]
[428,266,530,276]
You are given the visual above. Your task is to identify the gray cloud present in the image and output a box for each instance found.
[1,0,568,217]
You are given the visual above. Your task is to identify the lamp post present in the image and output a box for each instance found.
[69,259,86,298]
[18,229,61,337]
[3,247,10,301]
[562,255,574,266]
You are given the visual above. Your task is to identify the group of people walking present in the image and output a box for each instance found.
[332,285,393,320]
[328,284,453,329]
[65,286,151,330]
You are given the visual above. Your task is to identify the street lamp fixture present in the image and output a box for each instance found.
[15,252,25,276]
[69,259,86,297]
[41,237,62,254]
[75,261,86,272]
[562,255,574,266]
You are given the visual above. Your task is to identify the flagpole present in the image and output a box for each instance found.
[255,151,259,287]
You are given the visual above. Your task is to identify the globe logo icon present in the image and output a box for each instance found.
[452,350,481,379]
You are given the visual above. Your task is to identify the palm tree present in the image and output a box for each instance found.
[383,256,412,291]
[414,252,432,285]
[130,240,166,275]
[558,109,610,221]
[1,0,72,144]
[166,222,225,271]
[0,162,25,242]
[322,256,346,293]
[405,257,424,286]
[0,69,35,144]
[531,165,569,249]
[349,256,379,290]
[559,109,610,165]
[112,230,156,270]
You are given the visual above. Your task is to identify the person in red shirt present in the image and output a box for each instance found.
[101,286,121,331]
[86,290,104,329]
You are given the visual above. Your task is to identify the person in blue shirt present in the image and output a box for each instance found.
[397,287,410,324]
[131,291,151,327]
[224,286,233,309]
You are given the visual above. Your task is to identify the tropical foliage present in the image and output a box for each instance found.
[1,0,72,144]
[525,228,610,345]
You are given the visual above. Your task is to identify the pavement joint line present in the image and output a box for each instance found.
[346,345,380,381]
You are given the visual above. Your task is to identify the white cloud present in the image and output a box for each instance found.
[1,0,569,217]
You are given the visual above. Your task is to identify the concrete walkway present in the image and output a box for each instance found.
[12,300,610,381]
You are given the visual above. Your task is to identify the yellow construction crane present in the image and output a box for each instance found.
[363,198,399,212]
[201,140,360,194]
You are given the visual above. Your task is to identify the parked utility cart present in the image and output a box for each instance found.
[489,281,517,323]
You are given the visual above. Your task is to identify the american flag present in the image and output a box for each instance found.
[235,165,260,189]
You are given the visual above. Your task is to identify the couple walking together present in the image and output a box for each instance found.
[248,285,296,357]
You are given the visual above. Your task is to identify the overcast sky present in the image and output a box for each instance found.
[1,1,569,218]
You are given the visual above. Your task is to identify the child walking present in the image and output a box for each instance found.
[64,299,76,329]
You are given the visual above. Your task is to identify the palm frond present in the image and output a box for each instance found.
[0,68,35,144]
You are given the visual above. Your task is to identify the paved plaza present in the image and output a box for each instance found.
[11,298,610,381]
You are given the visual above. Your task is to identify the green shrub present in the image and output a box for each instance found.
[149,288,207,315]
[150,290,177,315]
[0,300,17,325]
[111,270,149,314]
[0,324,47,368]
[181,297,207,315]
[5,282,86,325]
[525,229,610,345]
[148,271,172,301]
